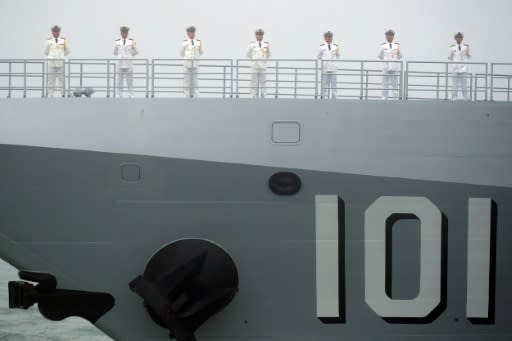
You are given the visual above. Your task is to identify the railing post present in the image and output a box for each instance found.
[61,59,66,98]
[275,60,279,99]
[40,61,45,98]
[365,70,369,100]
[145,59,150,98]
[113,63,117,98]
[7,62,12,98]
[235,60,240,98]
[79,63,83,89]
[230,59,234,98]
[444,63,449,101]
[151,60,155,98]
[320,60,325,99]
[489,63,494,102]
[46,60,50,98]
[508,75,511,102]
[223,65,227,99]
[67,60,71,97]
[400,61,404,100]
[436,72,440,100]
[23,60,27,98]
[469,73,474,101]
[485,64,489,102]
[359,61,364,100]
[474,74,478,101]
[336,68,339,100]
[294,67,298,99]
[405,62,410,100]
[44,60,48,98]
[189,60,194,99]
[106,60,111,98]
[314,59,319,99]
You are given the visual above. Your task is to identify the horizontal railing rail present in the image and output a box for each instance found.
[319,60,404,100]
[0,59,510,102]
[405,61,489,101]
[0,59,61,98]
[66,59,150,98]
[490,63,512,102]
[235,59,319,99]
[152,59,233,98]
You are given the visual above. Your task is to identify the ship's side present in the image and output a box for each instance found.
[0,99,511,340]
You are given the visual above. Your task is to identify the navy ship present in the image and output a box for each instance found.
[0,58,511,340]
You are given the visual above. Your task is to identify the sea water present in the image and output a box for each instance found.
[0,260,111,340]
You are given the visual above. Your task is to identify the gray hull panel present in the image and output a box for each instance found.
[1,98,512,189]
[0,144,511,340]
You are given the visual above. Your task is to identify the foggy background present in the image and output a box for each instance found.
[0,0,511,62]
[0,0,511,339]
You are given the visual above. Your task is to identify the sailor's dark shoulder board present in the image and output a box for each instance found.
[196,39,201,41]
[333,43,339,46]
[320,43,325,46]
[450,44,455,47]
[265,41,269,44]
[395,42,400,45]
[116,38,121,41]
[129,38,134,40]
[464,43,469,46]
[381,42,387,45]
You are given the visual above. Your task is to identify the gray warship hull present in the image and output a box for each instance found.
[1,99,511,340]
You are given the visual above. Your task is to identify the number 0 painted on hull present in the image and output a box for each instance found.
[365,197,441,318]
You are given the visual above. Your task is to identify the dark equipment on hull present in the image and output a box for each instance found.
[9,271,115,323]
[129,239,239,341]
[268,171,302,195]
[73,87,95,97]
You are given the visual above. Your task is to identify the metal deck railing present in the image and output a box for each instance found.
[151,59,234,98]
[319,60,404,100]
[66,59,150,98]
[490,63,512,102]
[235,59,319,99]
[0,59,510,101]
[405,61,489,101]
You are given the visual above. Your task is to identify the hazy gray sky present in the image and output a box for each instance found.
[0,0,511,62]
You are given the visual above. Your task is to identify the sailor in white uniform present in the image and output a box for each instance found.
[113,26,139,98]
[44,25,70,97]
[180,26,203,98]
[247,29,271,98]
[448,32,472,101]
[318,31,341,99]
[378,29,402,100]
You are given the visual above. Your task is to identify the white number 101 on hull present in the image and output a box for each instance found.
[315,196,494,322]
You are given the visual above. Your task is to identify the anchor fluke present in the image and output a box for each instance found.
[9,271,115,323]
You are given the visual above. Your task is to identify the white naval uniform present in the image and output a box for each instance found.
[113,38,139,98]
[44,37,70,97]
[448,43,471,101]
[318,42,340,99]
[247,41,271,98]
[378,41,402,99]
[181,39,203,98]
